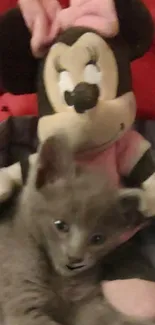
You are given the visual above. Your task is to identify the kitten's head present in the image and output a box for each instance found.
[21,135,147,277]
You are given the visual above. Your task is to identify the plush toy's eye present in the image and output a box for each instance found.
[59,71,74,105]
[87,47,98,64]
[84,64,101,85]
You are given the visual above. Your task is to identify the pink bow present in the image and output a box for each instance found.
[19,0,119,57]
[56,0,119,36]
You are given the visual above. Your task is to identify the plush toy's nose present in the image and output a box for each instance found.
[73,82,99,113]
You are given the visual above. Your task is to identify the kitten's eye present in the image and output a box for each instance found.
[90,234,104,245]
[54,220,69,233]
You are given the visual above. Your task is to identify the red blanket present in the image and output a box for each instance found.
[132,0,155,119]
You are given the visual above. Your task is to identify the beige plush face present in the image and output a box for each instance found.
[44,33,118,111]
[40,32,136,153]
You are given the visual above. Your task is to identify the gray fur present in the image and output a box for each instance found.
[0,135,153,325]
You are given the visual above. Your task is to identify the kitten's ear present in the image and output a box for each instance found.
[118,189,147,224]
[35,135,73,189]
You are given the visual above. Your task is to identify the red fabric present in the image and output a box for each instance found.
[60,0,69,8]
[0,0,155,121]
[0,93,38,122]
[132,0,155,119]
[0,0,17,14]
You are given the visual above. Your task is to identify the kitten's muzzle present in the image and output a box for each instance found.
[68,256,83,264]
[66,256,85,270]
[66,264,85,271]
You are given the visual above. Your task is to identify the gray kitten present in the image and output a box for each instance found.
[0,135,153,325]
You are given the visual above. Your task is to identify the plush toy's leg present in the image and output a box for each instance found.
[135,120,155,217]
[0,170,15,201]
[0,163,22,202]
[0,153,37,202]
[142,173,155,217]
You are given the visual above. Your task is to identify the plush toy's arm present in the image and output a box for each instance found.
[123,149,155,187]
[117,130,155,217]
[0,154,37,202]
[123,149,155,217]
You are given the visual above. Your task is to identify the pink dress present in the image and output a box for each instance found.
[78,130,150,186]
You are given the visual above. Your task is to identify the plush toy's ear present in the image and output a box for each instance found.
[0,8,39,94]
[115,0,154,61]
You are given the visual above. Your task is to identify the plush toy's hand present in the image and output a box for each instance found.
[142,173,155,217]
[0,170,15,202]
[18,0,61,57]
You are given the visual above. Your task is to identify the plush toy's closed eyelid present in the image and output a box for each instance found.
[86,46,99,63]
[46,43,69,69]
[54,58,65,73]
[86,59,97,66]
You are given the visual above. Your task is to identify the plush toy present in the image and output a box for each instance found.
[1,0,155,122]
[0,0,155,215]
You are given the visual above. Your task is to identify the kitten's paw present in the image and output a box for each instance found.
[0,170,14,202]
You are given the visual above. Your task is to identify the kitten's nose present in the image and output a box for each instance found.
[68,255,83,265]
